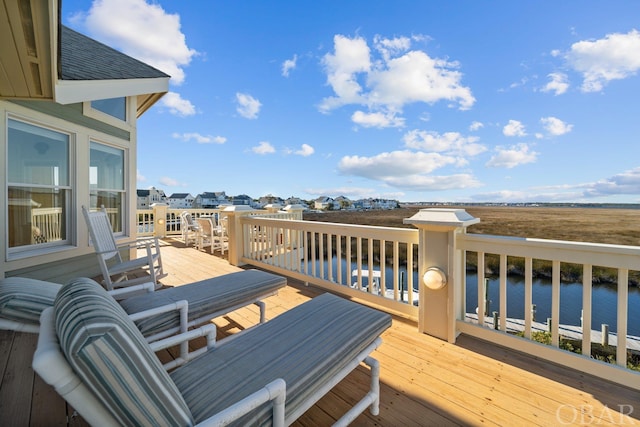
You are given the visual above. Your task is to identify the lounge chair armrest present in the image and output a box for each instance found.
[195,378,286,427]
[128,299,188,324]
[149,323,217,352]
[149,323,217,370]
[108,282,155,300]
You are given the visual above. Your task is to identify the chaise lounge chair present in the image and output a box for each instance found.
[0,269,286,342]
[33,278,392,426]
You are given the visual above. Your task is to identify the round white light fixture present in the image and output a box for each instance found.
[423,267,447,290]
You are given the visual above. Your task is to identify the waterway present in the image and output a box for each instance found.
[308,257,640,337]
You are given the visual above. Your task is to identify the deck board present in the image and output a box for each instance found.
[0,238,638,426]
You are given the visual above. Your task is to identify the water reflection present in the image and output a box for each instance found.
[466,274,640,337]
[307,257,640,336]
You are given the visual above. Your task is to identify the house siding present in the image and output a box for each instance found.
[5,253,101,283]
[1,99,136,280]
[9,100,131,141]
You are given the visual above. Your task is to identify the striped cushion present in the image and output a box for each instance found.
[171,293,392,425]
[119,270,286,336]
[54,277,194,426]
[0,278,61,325]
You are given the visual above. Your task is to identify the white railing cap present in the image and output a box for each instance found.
[404,208,480,228]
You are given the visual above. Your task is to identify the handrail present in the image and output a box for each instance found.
[240,216,420,319]
[458,232,640,371]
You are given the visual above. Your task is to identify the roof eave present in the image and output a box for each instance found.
[53,76,169,115]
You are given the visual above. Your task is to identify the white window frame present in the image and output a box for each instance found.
[6,116,75,259]
[83,96,134,130]
[89,140,128,237]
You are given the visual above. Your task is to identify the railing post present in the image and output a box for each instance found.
[223,205,254,266]
[283,204,305,220]
[404,208,479,343]
[264,204,283,213]
[151,203,168,239]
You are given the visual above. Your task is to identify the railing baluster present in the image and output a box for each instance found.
[582,264,592,357]
[551,260,561,347]
[328,233,333,282]
[356,237,363,291]
[368,238,374,295]
[336,235,343,285]
[407,243,414,304]
[380,240,387,300]
[393,241,399,300]
[617,268,629,367]
[477,252,485,326]
[499,254,507,332]
[524,257,533,339]
[319,232,325,280]
[311,232,317,277]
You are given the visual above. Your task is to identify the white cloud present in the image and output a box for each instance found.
[384,174,482,191]
[338,150,457,178]
[319,34,475,126]
[295,144,314,156]
[72,0,198,85]
[486,143,538,168]
[403,130,486,156]
[469,121,484,131]
[585,167,640,197]
[373,35,411,61]
[337,150,481,191]
[540,117,573,136]
[172,132,226,144]
[252,141,275,155]
[367,50,475,109]
[282,54,297,77]
[160,92,196,116]
[503,120,527,137]
[566,29,640,92]
[137,170,146,182]
[351,110,405,128]
[473,167,640,202]
[542,72,569,95]
[320,35,371,111]
[236,93,262,119]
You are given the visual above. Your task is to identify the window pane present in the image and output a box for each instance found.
[90,142,124,233]
[90,191,123,233]
[91,97,126,121]
[8,119,69,186]
[8,187,67,248]
[90,142,124,190]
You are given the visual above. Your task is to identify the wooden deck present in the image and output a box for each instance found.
[1,238,639,426]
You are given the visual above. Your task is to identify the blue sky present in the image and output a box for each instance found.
[62,1,640,203]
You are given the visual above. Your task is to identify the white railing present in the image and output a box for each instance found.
[457,233,640,369]
[137,208,221,237]
[140,205,639,389]
[240,216,420,319]
[31,207,63,242]
[224,208,640,390]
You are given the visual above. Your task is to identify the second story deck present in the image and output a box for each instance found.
[1,238,638,426]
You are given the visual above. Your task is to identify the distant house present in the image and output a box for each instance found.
[359,198,399,210]
[258,194,285,208]
[167,193,194,209]
[137,187,167,209]
[334,195,354,210]
[284,197,309,209]
[0,6,169,280]
[314,196,335,210]
[194,192,227,208]
[232,194,253,207]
